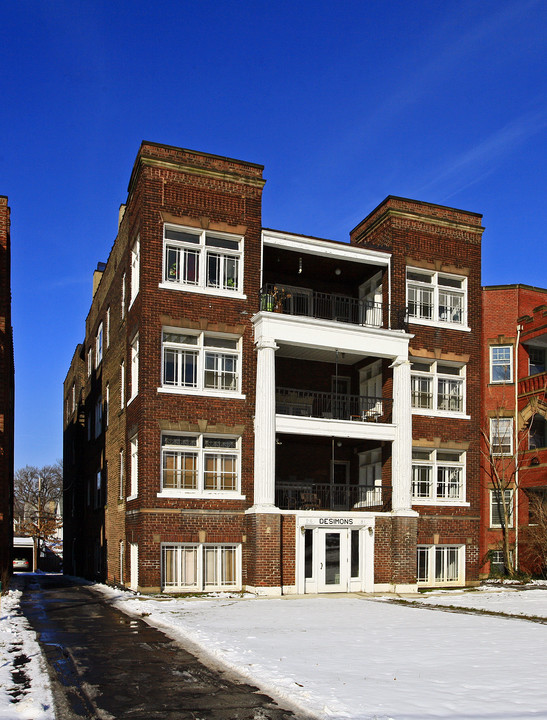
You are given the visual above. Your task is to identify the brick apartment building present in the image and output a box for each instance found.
[63,142,483,594]
[481,284,547,577]
[0,196,14,577]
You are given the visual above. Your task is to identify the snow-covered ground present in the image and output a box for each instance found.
[6,577,547,720]
[0,581,54,720]
[94,583,547,720]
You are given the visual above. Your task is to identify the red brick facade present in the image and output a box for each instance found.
[481,284,547,577]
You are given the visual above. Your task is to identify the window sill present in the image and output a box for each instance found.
[408,318,470,332]
[412,500,470,507]
[157,491,245,500]
[126,494,138,502]
[158,282,247,300]
[161,585,241,593]
[412,409,470,420]
[127,394,137,407]
[157,387,246,400]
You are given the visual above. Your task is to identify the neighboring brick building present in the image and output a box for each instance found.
[481,284,547,577]
[0,196,14,577]
[64,142,483,593]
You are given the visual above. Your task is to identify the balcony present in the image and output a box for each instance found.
[259,284,407,331]
[275,482,391,512]
[276,387,392,423]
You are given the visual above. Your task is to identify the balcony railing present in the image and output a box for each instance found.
[519,371,547,397]
[275,482,391,512]
[259,284,408,330]
[276,387,392,423]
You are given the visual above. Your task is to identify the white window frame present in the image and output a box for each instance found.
[130,235,140,306]
[106,306,110,348]
[71,382,76,414]
[87,348,92,377]
[411,448,467,505]
[105,383,109,428]
[411,360,467,417]
[129,334,139,402]
[119,449,125,500]
[417,544,465,586]
[490,489,514,528]
[121,272,126,319]
[128,434,138,500]
[490,345,513,383]
[490,417,513,456]
[158,433,243,499]
[95,322,103,369]
[159,328,243,398]
[161,224,245,298]
[120,360,125,408]
[161,543,241,592]
[406,268,468,330]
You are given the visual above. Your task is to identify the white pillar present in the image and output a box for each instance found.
[391,357,412,512]
[253,336,278,508]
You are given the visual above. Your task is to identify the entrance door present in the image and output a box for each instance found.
[317,530,348,592]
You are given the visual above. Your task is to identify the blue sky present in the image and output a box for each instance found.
[2,0,547,468]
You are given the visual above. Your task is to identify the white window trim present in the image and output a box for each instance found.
[157,433,244,499]
[159,327,244,398]
[129,333,139,402]
[121,272,126,319]
[119,449,125,500]
[411,360,468,418]
[490,417,513,456]
[95,322,103,369]
[128,434,138,500]
[490,345,513,384]
[411,449,469,506]
[160,224,246,299]
[120,360,125,408]
[87,349,92,377]
[106,306,110,348]
[406,268,469,331]
[490,488,514,528]
[417,544,465,586]
[129,235,140,308]
[161,543,242,592]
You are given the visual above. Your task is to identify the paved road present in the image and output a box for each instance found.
[21,575,309,720]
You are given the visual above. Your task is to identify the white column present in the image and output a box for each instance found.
[391,357,412,512]
[253,336,278,508]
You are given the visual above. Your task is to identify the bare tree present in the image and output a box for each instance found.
[14,462,63,544]
[519,493,547,577]
[480,408,532,578]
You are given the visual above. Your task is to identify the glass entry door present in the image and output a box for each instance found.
[317,530,349,592]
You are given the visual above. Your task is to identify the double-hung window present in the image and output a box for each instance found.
[160,433,241,497]
[161,543,241,592]
[128,434,138,499]
[130,334,139,400]
[490,417,513,455]
[417,545,464,585]
[411,360,465,415]
[412,449,466,503]
[490,345,513,383]
[490,489,514,528]
[407,268,467,327]
[161,329,241,395]
[95,323,103,369]
[163,224,243,294]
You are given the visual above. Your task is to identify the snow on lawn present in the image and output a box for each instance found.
[391,583,547,618]
[95,585,547,720]
[0,581,54,720]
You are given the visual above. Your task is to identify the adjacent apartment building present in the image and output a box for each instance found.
[63,142,483,594]
[481,284,547,577]
[0,196,14,577]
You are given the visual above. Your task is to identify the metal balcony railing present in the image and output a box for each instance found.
[259,284,408,331]
[276,387,392,423]
[275,482,391,512]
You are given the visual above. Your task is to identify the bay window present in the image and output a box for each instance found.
[163,224,243,294]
